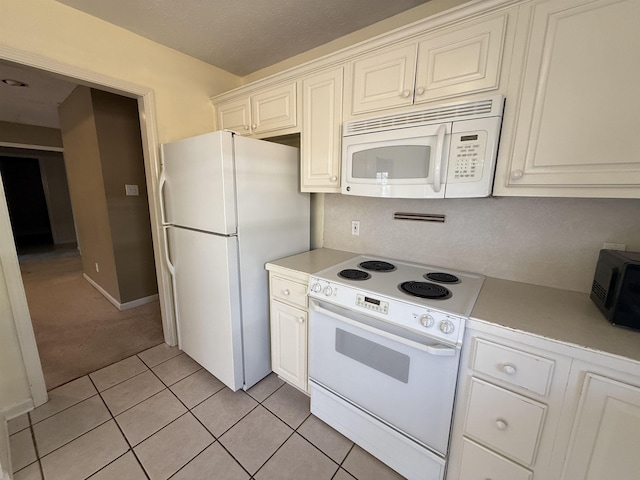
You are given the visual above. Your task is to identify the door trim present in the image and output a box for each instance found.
[0,44,177,407]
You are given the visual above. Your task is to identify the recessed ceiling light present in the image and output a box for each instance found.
[2,78,29,87]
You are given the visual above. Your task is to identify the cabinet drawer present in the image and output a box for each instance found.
[271,275,307,308]
[465,378,546,466]
[472,338,554,396]
[458,438,533,480]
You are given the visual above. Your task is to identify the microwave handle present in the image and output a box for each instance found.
[433,124,447,193]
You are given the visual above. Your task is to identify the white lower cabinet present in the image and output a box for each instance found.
[448,325,640,480]
[558,370,640,479]
[267,271,309,393]
[447,328,570,479]
[458,438,533,480]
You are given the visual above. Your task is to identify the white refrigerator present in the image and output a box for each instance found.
[160,131,310,391]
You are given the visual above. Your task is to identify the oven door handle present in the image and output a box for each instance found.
[311,300,456,356]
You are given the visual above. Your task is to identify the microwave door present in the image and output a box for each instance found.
[342,124,451,199]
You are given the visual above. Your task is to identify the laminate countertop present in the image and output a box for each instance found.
[265,248,359,276]
[267,249,640,364]
[471,276,640,364]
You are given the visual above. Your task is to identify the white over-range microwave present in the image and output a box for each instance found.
[341,95,505,199]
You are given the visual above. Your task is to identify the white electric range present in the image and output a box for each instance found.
[307,255,484,480]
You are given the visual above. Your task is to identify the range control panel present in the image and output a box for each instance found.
[308,277,465,347]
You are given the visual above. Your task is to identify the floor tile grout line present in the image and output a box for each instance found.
[87,374,152,480]
[28,388,99,427]
[39,342,164,394]
[135,345,182,370]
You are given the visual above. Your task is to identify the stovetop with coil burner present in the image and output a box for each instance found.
[310,255,485,319]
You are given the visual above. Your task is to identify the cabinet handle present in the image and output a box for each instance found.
[511,169,524,180]
[252,123,258,130]
[502,363,517,375]
[416,87,425,95]
[330,175,337,182]
[495,419,508,431]
[243,125,250,130]
[400,89,411,98]
[282,289,290,296]
[297,317,305,324]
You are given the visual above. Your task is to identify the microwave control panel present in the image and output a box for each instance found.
[448,131,488,183]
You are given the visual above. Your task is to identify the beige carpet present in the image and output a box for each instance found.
[20,249,164,390]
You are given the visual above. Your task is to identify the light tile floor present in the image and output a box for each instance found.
[8,343,405,480]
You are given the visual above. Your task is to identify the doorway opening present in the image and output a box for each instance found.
[0,56,174,404]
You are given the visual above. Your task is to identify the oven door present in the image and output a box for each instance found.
[308,298,460,456]
[341,123,451,199]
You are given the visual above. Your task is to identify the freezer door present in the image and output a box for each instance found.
[161,131,236,234]
[167,226,243,391]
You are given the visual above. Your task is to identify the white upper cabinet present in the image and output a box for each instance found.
[215,82,298,137]
[348,13,508,116]
[301,67,344,192]
[494,0,640,197]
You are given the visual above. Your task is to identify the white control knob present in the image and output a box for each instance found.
[419,314,435,328]
[311,282,322,293]
[323,285,333,296]
[439,320,455,334]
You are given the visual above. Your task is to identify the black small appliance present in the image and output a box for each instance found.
[590,249,640,330]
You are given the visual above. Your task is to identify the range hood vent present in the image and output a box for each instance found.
[344,95,504,136]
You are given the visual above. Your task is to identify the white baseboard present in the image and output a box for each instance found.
[83,274,158,311]
[120,294,159,310]
[0,399,34,422]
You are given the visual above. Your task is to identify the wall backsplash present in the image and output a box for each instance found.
[322,194,640,294]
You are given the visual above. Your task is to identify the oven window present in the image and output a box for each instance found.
[335,328,410,383]
[351,146,430,180]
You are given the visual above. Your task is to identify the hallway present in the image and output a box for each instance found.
[20,247,164,390]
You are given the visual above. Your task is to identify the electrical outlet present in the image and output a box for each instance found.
[603,242,626,251]
[95,262,100,272]
[351,220,360,236]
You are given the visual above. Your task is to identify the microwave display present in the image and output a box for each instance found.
[352,145,430,180]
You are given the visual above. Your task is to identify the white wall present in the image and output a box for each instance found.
[323,195,640,293]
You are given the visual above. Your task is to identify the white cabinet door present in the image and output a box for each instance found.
[270,300,308,392]
[495,0,640,198]
[349,13,509,116]
[414,15,506,104]
[215,83,298,137]
[350,43,417,115]
[251,83,297,135]
[301,67,343,192]
[217,97,252,135]
[561,373,640,480]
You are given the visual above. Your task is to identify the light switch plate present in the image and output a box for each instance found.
[125,184,139,196]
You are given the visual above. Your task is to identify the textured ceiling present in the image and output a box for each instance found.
[1,0,432,129]
[55,0,431,76]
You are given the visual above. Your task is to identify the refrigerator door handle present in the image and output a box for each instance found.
[162,226,175,276]
[159,168,168,225]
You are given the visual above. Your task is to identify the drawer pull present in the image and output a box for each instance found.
[282,289,290,296]
[495,419,508,431]
[297,317,305,324]
[502,364,517,375]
